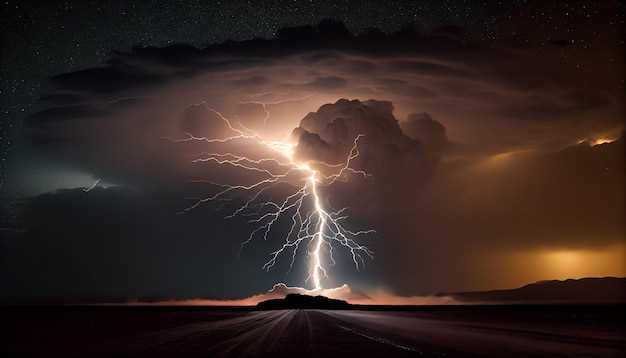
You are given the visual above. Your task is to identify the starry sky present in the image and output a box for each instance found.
[0,1,624,303]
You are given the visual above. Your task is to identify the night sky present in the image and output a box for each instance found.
[0,1,624,304]
[3,0,622,176]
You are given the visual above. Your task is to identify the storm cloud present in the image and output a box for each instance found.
[2,19,623,302]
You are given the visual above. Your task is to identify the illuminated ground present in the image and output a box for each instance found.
[3,305,624,357]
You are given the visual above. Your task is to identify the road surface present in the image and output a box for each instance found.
[3,308,625,357]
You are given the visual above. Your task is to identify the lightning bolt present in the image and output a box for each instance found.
[239,94,313,127]
[168,105,374,290]
[83,178,101,192]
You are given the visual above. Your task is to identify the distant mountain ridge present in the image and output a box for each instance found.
[444,277,626,303]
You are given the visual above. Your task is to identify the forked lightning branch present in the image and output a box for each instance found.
[168,106,375,290]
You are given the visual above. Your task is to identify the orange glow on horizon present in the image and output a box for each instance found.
[506,244,626,287]
[119,283,459,306]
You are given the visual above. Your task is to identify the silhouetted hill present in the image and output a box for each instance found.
[257,293,351,310]
[444,277,626,303]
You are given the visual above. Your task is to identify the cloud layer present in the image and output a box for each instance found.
[2,20,623,302]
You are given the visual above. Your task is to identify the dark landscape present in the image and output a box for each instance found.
[2,304,625,357]
[3,278,626,357]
